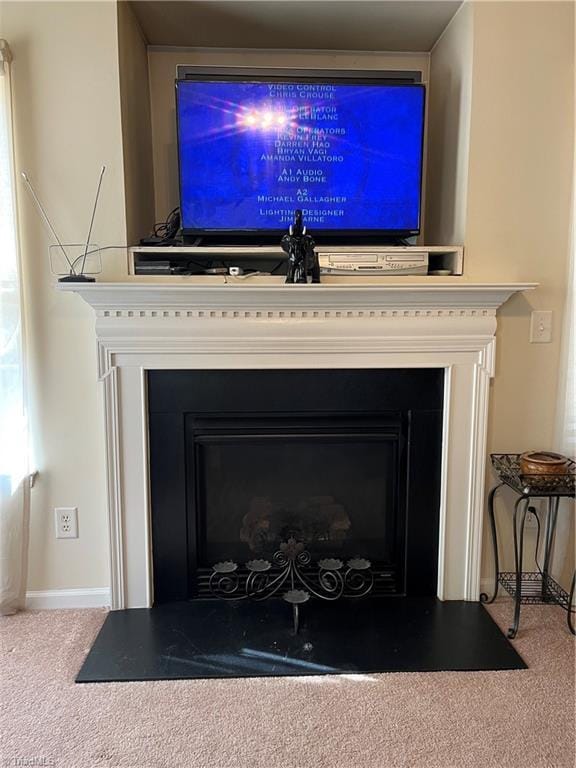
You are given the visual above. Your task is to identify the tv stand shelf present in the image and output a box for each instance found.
[129,244,464,278]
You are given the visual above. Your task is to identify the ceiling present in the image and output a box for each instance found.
[129,1,463,52]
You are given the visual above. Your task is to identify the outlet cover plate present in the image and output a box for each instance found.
[55,507,78,539]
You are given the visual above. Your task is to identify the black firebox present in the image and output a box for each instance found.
[148,369,443,604]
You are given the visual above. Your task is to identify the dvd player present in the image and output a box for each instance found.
[318,249,428,275]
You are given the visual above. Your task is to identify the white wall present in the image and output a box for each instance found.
[117,1,155,244]
[426,0,574,585]
[1,0,127,593]
[467,0,574,585]
[1,0,573,598]
[425,2,473,244]
[427,1,574,587]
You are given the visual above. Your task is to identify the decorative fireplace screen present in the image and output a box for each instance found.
[148,369,443,604]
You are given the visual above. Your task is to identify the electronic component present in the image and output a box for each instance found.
[319,250,428,275]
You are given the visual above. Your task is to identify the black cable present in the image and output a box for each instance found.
[530,506,570,612]
[153,208,180,240]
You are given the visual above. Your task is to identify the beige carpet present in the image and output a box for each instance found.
[1,601,574,768]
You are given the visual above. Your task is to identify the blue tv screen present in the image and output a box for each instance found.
[176,78,425,235]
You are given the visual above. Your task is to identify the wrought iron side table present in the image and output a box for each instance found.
[481,454,575,638]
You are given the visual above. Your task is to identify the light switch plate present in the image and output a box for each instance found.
[530,310,553,343]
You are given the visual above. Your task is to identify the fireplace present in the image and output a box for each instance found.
[148,369,443,604]
[59,280,533,608]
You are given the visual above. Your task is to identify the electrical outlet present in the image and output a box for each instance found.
[55,507,78,539]
[530,310,553,343]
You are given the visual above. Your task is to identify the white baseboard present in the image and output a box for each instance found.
[26,587,111,609]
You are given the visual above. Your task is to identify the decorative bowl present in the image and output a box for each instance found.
[519,451,570,476]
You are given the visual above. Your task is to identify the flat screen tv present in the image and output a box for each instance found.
[175,70,426,242]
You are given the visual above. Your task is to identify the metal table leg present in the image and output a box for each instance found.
[508,496,530,639]
[568,573,576,636]
[541,496,559,601]
[481,483,504,604]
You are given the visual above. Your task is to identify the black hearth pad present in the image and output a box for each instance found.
[76,598,526,682]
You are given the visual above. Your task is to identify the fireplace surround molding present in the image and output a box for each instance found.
[61,281,536,610]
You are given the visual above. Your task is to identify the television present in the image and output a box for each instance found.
[175,70,426,243]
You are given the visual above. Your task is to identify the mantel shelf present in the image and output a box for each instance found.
[58,280,536,312]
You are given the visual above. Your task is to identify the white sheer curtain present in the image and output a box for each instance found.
[551,141,575,589]
[0,40,30,615]
[556,177,575,457]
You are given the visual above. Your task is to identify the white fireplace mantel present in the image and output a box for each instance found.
[60,280,536,610]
